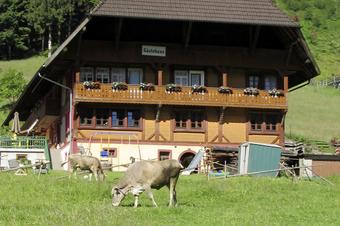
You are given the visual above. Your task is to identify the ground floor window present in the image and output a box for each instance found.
[174,110,204,131]
[159,150,172,161]
[250,112,280,133]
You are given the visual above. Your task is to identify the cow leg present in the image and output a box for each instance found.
[146,188,158,207]
[89,173,92,181]
[90,166,98,181]
[168,176,179,207]
[134,195,139,208]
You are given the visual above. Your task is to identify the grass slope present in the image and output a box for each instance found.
[0,55,46,80]
[1,172,340,226]
[286,86,340,142]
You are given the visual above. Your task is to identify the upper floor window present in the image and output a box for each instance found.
[174,70,204,86]
[80,67,94,82]
[250,112,280,133]
[96,68,110,83]
[111,68,126,83]
[174,110,204,131]
[248,75,260,88]
[128,68,143,84]
[247,74,278,89]
[264,75,277,90]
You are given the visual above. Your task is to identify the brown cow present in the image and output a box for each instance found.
[61,154,105,181]
[111,160,183,208]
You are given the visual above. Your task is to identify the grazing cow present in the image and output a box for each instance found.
[61,154,105,181]
[111,160,183,208]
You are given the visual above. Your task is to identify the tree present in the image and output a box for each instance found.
[0,0,31,59]
[0,69,26,104]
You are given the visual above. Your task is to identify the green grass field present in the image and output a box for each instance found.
[286,86,340,142]
[1,172,340,226]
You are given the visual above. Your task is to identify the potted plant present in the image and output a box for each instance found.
[217,86,233,94]
[112,82,128,91]
[139,82,155,91]
[83,81,94,89]
[191,84,207,93]
[93,81,101,89]
[243,87,259,96]
[268,88,283,97]
[166,83,182,92]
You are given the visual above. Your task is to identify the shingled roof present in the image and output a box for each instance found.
[92,0,298,27]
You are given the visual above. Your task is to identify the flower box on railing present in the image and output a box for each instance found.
[244,87,259,96]
[268,88,284,97]
[112,82,128,91]
[166,83,182,92]
[191,85,207,93]
[217,86,233,94]
[83,81,100,90]
[139,82,155,91]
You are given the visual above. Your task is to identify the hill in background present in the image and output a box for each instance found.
[275,0,340,80]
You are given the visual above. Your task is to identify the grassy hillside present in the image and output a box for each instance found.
[1,172,340,225]
[275,0,340,80]
[0,55,46,80]
[286,86,340,142]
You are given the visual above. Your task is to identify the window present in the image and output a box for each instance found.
[96,109,109,127]
[101,148,117,158]
[79,108,93,126]
[111,68,126,82]
[174,110,204,131]
[111,110,124,127]
[247,74,278,89]
[248,75,260,88]
[96,67,110,83]
[250,112,280,133]
[175,70,189,86]
[174,70,205,86]
[80,67,94,82]
[128,68,143,84]
[79,108,142,129]
[264,75,277,90]
[159,150,171,161]
[112,109,141,128]
[190,71,204,86]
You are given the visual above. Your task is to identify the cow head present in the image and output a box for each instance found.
[111,186,126,207]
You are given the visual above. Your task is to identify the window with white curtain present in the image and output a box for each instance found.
[111,68,126,83]
[80,67,94,82]
[96,67,110,83]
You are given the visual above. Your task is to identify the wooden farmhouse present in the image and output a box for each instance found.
[3,0,319,169]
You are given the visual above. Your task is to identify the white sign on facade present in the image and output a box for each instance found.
[142,45,166,57]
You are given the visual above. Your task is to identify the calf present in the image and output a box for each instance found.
[61,154,105,181]
[111,160,183,208]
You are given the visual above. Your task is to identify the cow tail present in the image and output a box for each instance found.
[61,160,69,167]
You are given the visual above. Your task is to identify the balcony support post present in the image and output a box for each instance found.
[222,73,228,87]
[284,75,289,93]
[158,70,163,86]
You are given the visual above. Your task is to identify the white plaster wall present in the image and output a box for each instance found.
[77,142,203,171]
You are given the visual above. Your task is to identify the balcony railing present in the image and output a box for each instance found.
[0,136,47,149]
[74,84,287,109]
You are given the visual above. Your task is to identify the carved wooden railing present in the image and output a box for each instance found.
[74,84,287,109]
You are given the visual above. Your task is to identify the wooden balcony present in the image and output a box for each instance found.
[74,84,287,109]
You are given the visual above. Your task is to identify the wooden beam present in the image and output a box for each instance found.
[184,22,192,49]
[115,18,123,50]
[250,26,261,54]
